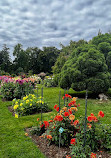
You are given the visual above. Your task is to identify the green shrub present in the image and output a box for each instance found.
[12,94,51,117]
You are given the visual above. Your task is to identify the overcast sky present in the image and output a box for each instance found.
[0,0,111,57]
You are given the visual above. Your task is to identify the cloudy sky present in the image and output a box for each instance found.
[0,0,111,57]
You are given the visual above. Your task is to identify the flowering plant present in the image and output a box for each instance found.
[12,94,51,117]
[33,94,80,146]
[0,76,34,100]
[71,110,111,157]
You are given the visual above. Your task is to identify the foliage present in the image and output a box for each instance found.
[59,47,110,93]
[12,94,51,117]
[44,76,56,87]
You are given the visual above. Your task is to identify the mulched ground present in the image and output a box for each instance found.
[26,128,71,158]
[25,128,111,158]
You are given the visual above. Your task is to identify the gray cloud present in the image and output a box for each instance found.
[0,0,111,59]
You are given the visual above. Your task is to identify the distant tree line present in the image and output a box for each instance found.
[0,44,60,75]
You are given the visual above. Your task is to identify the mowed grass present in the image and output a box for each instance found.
[0,86,111,158]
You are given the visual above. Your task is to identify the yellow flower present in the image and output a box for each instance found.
[14,104,18,110]
[20,103,23,106]
[30,99,32,102]
[23,97,26,100]
[69,114,75,121]
[26,100,29,104]
[15,114,18,118]
[30,103,32,106]
[15,101,18,104]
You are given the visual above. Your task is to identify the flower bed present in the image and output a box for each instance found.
[12,94,51,117]
[29,94,111,158]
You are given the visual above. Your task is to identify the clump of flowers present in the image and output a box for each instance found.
[12,94,51,117]
[33,94,80,146]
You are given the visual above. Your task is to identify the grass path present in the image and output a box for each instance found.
[0,87,111,158]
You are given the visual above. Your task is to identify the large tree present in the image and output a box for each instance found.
[59,47,110,93]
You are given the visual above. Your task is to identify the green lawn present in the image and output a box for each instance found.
[0,86,111,158]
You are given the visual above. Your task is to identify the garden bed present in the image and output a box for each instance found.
[25,128,71,158]
[8,106,51,117]
[25,128,111,158]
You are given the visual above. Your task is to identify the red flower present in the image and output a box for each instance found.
[54,104,58,109]
[56,107,59,112]
[98,111,104,118]
[43,121,49,128]
[56,115,63,121]
[87,116,93,122]
[90,152,97,158]
[68,102,72,107]
[70,138,76,145]
[91,113,94,116]
[40,124,44,128]
[68,109,72,114]
[64,112,69,117]
[63,94,72,99]
[73,120,79,126]
[87,114,98,122]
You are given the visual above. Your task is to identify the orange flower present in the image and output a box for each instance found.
[72,97,78,101]
[98,111,104,118]
[90,152,97,158]
[37,118,39,121]
[62,107,67,111]
[73,120,79,126]
[69,114,75,121]
[49,120,53,123]
[64,112,69,117]
[47,135,52,140]
[25,133,28,136]
[87,123,92,129]
[70,107,78,111]
[60,110,63,114]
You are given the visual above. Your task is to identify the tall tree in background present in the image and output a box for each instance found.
[13,44,29,73]
[0,44,11,73]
